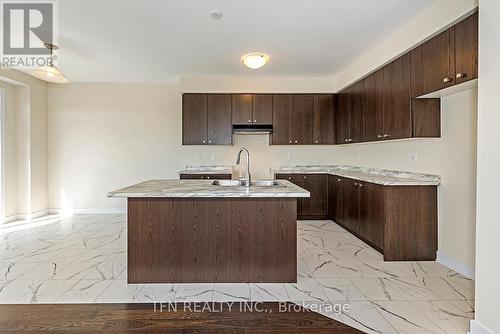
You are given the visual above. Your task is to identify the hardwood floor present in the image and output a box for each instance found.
[0,303,361,333]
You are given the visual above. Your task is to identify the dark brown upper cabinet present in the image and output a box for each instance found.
[350,80,365,143]
[272,94,313,145]
[182,94,232,145]
[292,95,314,145]
[336,81,364,144]
[454,12,478,85]
[336,90,350,144]
[313,94,336,145]
[411,30,454,97]
[252,94,273,124]
[411,11,478,97]
[271,94,293,145]
[364,69,384,141]
[231,94,253,125]
[383,53,412,140]
[232,94,273,125]
[207,94,232,145]
[182,94,208,145]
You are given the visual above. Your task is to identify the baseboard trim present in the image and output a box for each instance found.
[437,251,475,279]
[49,208,127,215]
[2,209,50,224]
[469,319,495,334]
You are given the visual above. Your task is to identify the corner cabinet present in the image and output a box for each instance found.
[182,94,232,145]
[275,174,328,219]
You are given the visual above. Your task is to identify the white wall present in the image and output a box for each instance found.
[472,0,500,333]
[0,70,49,220]
[0,80,18,218]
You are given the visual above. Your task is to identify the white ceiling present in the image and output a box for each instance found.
[57,0,436,82]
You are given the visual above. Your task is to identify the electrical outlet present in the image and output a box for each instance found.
[195,153,200,161]
[287,152,291,161]
[210,153,216,161]
[411,153,418,163]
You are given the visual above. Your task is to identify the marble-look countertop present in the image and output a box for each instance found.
[178,165,233,175]
[108,179,310,198]
[271,165,440,186]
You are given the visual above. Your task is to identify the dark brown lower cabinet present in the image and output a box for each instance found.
[328,175,344,223]
[342,179,360,235]
[179,174,231,180]
[299,174,328,219]
[359,182,384,251]
[279,173,437,261]
[275,174,327,219]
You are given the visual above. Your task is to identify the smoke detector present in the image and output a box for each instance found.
[210,10,223,20]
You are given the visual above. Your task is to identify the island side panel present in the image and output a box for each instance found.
[127,197,297,283]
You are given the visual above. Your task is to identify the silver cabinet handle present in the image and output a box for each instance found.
[207,176,210,179]
[337,178,342,182]
[289,140,292,144]
[315,140,319,144]
[248,119,251,123]
[359,183,363,188]
[377,134,383,138]
[344,139,348,142]
[443,77,452,83]
[303,176,307,179]
[254,120,257,123]
[354,182,359,186]
[456,73,466,78]
[208,140,212,144]
[294,140,298,143]
[383,134,390,138]
[202,140,206,144]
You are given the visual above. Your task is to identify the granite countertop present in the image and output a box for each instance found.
[178,165,233,175]
[271,165,440,186]
[108,179,310,198]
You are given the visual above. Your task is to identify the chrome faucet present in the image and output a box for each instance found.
[236,147,251,188]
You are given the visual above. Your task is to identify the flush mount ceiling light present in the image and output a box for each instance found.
[240,52,269,70]
[30,43,69,84]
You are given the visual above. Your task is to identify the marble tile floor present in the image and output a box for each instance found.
[0,214,475,333]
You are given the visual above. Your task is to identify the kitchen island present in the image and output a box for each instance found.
[108,179,309,283]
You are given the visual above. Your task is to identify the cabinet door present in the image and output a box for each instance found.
[292,95,314,145]
[411,30,454,97]
[313,94,336,145]
[336,91,350,144]
[182,94,208,145]
[383,53,412,140]
[454,12,478,84]
[207,94,232,145]
[275,174,303,186]
[253,94,273,124]
[328,175,344,224]
[350,80,365,143]
[342,179,360,234]
[359,182,384,250]
[232,94,253,125]
[300,174,328,217]
[272,95,293,145]
[364,69,384,141]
